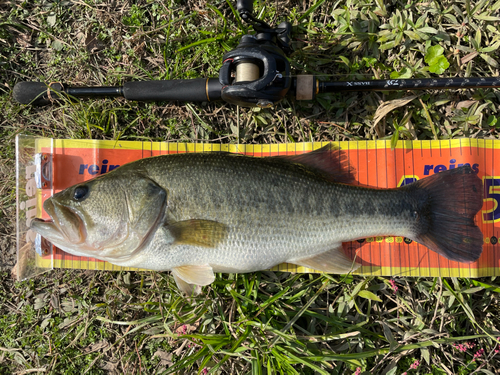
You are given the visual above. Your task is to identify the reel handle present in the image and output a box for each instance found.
[236,0,253,16]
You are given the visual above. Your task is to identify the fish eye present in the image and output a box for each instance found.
[73,185,89,201]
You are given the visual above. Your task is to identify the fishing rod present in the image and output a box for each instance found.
[12,0,500,108]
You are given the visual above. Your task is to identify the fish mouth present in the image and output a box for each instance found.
[31,199,86,245]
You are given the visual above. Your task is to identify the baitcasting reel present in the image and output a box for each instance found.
[220,0,293,107]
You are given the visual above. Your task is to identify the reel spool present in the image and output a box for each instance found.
[219,35,291,108]
[235,60,260,83]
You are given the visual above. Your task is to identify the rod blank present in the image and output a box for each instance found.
[318,77,500,93]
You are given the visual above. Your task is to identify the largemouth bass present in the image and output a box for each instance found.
[31,145,483,295]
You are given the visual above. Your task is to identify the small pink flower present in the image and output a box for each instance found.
[182,325,187,334]
[472,348,485,361]
[402,373,407,375]
[454,342,474,352]
[354,367,361,375]
[410,360,420,370]
[390,279,398,293]
[202,369,208,375]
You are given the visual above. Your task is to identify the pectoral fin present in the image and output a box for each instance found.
[171,264,215,295]
[168,220,227,248]
[289,245,360,274]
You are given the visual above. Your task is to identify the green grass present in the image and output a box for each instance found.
[1,0,500,373]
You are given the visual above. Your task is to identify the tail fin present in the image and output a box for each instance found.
[410,165,483,263]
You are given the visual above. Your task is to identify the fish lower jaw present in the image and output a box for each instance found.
[45,239,127,262]
[49,241,97,259]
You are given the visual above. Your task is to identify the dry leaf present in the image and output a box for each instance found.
[461,51,478,65]
[173,340,189,356]
[75,32,86,45]
[456,100,477,110]
[85,33,106,53]
[99,359,119,374]
[83,340,110,354]
[372,95,419,128]
[15,32,31,48]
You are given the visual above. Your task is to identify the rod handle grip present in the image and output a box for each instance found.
[13,82,63,105]
[123,79,222,102]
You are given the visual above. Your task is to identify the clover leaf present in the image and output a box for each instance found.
[425,45,450,74]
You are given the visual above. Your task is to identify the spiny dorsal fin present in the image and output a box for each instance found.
[289,245,360,274]
[167,219,227,248]
[275,144,356,184]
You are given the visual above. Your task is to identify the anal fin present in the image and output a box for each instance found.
[289,245,360,274]
[172,264,215,296]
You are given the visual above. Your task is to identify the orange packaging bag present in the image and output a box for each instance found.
[16,136,500,280]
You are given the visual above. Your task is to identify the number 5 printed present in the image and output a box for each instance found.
[483,177,500,223]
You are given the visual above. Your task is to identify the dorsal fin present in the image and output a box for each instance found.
[275,144,356,184]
